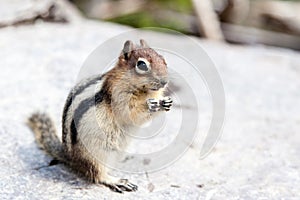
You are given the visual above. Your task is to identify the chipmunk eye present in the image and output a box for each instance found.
[137,61,147,71]
[135,58,151,74]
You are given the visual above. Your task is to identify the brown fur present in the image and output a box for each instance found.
[27,39,169,193]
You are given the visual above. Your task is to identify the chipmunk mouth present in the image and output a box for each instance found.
[150,84,166,91]
[150,88,160,91]
[149,79,168,91]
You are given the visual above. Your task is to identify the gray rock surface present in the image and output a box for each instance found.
[0,1,300,199]
[0,0,82,27]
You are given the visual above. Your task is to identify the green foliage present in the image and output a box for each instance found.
[152,0,193,13]
[108,0,193,33]
[108,11,189,34]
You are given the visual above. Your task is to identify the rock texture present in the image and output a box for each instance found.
[0,1,300,199]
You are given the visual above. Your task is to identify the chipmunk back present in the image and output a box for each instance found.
[27,39,173,193]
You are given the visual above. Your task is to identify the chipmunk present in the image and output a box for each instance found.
[27,39,173,193]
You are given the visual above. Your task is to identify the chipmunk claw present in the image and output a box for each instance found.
[160,96,173,111]
[106,184,123,193]
[117,179,138,191]
[147,98,161,112]
[103,179,138,193]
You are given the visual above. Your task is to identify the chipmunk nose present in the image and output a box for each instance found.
[160,79,168,87]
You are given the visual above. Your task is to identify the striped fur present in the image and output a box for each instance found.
[28,39,169,193]
[62,75,103,144]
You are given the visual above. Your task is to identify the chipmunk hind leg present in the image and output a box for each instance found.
[82,160,138,193]
[71,146,137,193]
[98,153,138,193]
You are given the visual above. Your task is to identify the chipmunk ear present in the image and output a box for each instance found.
[122,40,134,60]
[140,39,149,48]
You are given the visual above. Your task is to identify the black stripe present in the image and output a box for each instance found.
[62,75,103,144]
[70,80,111,145]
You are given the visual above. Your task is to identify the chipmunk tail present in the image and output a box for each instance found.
[27,112,64,160]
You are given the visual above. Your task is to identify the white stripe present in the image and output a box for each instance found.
[64,77,105,146]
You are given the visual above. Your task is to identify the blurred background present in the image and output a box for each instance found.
[2,0,300,49]
[1,0,300,199]
[69,0,300,50]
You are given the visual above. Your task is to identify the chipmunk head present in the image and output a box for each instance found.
[118,39,168,91]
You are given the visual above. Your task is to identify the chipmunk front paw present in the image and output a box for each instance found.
[160,96,173,111]
[147,98,161,112]
[147,97,173,112]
